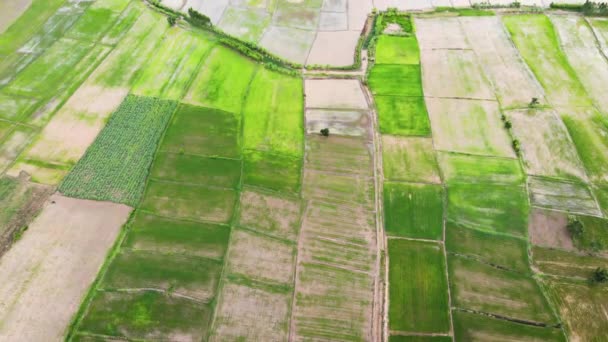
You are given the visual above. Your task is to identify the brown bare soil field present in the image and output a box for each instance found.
[211,281,291,341]
[528,208,573,250]
[305,109,369,137]
[226,229,296,285]
[0,194,131,341]
[305,79,369,110]
[307,31,361,66]
[420,49,495,100]
[460,16,545,108]
[415,17,470,50]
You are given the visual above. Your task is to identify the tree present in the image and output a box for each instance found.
[320,128,330,137]
[591,267,608,283]
[167,16,177,27]
[188,8,211,27]
[567,216,584,238]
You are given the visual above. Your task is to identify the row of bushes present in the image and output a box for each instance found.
[551,1,608,16]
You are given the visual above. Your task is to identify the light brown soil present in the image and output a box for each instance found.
[211,281,291,341]
[226,229,296,285]
[421,49,495,100]
[0,194,132,341]
[0,128,34,172]
[238,190,302,241]
[305,109,369,137]
[24,86,128,166]
[415,17,470,50]
[305,79,369,110]
[459,16,545,108]
[0,173,53,258]
[348,0,373,31]
[528,208,574,250]
[307,31,361,67]
[0,0,32,34]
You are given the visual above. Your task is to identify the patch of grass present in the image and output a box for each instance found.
[140,180,237,223]
[528,176,601,217]
[388,239,450,333]
[434,6,495,16]
[101,2,143,46]
[389,336,452,342]
[65,7,118,41]
[101,250,223,300]
[0,125,36,171]
[561,111,608,183]
[594,182,608,218]
[0,0,67,55]
[59,95,177,206]
[448,255,557,324]
[160,104,240,159]
[0,92,40,122]
[382,136,440,184]
[132,28,214,100]
[571,215,608,253]
[446,223,530,273]
[243,150,302,194]
[368,64,423,97]
[544,279,608,341]
[77,290,212,340]
[453,310,565,341]
[375,35,419,65]
[150,152,241,189]
[243,67,303,157]
[375,96,430,136]
[384,182,443,240]
[532,246,608,278]
[185,45,257,113]
[503,15,592,107]
[447,182,529,237]
[124,212,230,259]
[438,152,524,185]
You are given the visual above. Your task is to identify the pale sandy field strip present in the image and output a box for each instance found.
[0,194,132,341]
[0,0,32,34]
[460,16,545,108]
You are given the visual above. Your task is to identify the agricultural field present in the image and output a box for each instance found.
[3,1,608,341]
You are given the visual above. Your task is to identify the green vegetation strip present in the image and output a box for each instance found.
[60,95,177,206]
[388,239,451,333]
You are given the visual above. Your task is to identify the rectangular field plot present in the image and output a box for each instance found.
[460,16,545,108]
[382,136,440,184]
[561,109,608,183]
[100,1,143,46]
[243,150,302,194]
[226,229,296,285]
[448,255,557,324]
[453,310,565,342]
[375,35,420,65]
[59,96,177,206]
[507,108,587,180]
[375,95,430,136]
[368,64,423,97]
[238,189,302,241]
[92,7,167,88]
[503,15,593,108]
[528,176,601,217]
[132,28,214,100]
[305,109,368,137]
[244,68,303,157]
[446,223,530,273]
[415,17,470,50]
[64,0,128,42]
[0,194,131,341]
[420,49,494,100]
[306,134,372,176]
[447,182,529,237]
[303,169,373,208]
[551,15,608,113]
[76,291,212,341]
[100,250,223,302]
[123,212,230,260]
[210,278,292,341]
[160,104,239,159]
[532,246,608,278]
[427,98,514,158]
[438,152,524,185]
[0,92,40,122]
[150,152,241,189]
[389,336,452,342]
[0,125,35,172]
[384,182,443,240]
[544,279,608,341]
[140,180,237,223]
[570,215,608,253]
[305,79,368,110]
[184,45,258,113]
[388,239,450,333]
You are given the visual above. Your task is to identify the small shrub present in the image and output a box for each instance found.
[591,267,608,283]
[567,216,584,238]
[167,16,177,26]
[529,97,540,107]
[320,128,330,137]
[510,1,521,8]
[504,120,512,129]
[188,8,211,27]
[512,139,521,153]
